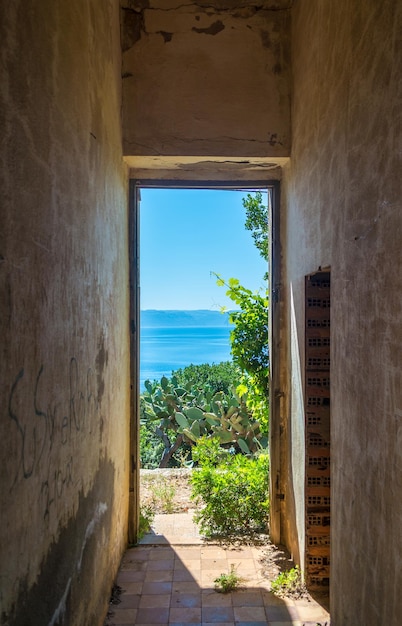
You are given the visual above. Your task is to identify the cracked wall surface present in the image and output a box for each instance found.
[121,0,291,159]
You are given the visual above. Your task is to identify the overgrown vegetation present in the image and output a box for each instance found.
[140,191,270,469]
[140,364,265,468]
[173,361,241,395]
[190,438,269,537]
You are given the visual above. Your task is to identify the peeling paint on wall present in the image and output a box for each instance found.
[121,0,291,157]
[192,20,225,35]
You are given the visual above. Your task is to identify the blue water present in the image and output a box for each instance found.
[140,326,232,389]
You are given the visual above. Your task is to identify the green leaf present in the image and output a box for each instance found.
[175,412,189,429]
[190,420,201,438]
[145,380,152,392]
[205,413,220,426]
[182,428,198,443]
[238,438,251,454]
[174,387,187,397]
[236,383,248,397]
[216,430,234,444]
[184,406,204,421]
[160,376,169,390]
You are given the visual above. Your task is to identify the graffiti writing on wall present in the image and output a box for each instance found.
[7,358,104,524]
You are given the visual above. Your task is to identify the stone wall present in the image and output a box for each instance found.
[280,1,402,622]
[0,1,130,624]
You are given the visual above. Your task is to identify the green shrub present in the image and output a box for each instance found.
[190,441,269,537]
[173,361,241,395]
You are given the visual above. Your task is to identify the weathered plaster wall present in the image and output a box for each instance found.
[281,0,402,622]
[121,0,291,159]
[0,2,129,624]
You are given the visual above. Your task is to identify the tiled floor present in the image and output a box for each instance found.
[105,512,330,626]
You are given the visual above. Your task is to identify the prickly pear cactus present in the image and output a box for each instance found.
[141,375,262,465]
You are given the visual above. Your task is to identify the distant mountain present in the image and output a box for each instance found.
[141,309,235,328]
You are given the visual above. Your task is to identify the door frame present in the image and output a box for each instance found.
[128,178,281,542]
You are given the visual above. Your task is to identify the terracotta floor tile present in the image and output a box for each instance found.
[262,591,286,606]
[265,604,299,621]
[118,593,141,609]
[135,607,170,623]
[233,605,266,622]
[107,513,330,626]
[201,623,234,626]
[200,570,224,586]
[142,581,173,595]
[144,570,173,582]
[117,569,146,583]
[227,558,255,571]
[201,591,232,607]
[295,604,330,621]
[175,559,201,572]
[173,569,196,582]
[120,581,143,595]
[110,608,137,624]
[174,548,202,560]
[202,605,235,622]
[149,547,175,560]
[201,559,229,570]
[172,581,200,594]
[168,623,202,626]
[231,590,263,606]
[200,547,228,559]
[147,559,175,571]
[120,559,148,572]
[170,592,202,608]
[169,606,202,622]
[139,594,171,608]
[125,548,151,561]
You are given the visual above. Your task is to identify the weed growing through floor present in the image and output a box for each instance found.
[270,566,305,597]
[214,564,242,593]
[138,504,155,539]
[150,479,176,513]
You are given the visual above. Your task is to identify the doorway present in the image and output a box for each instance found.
[128,180,280,542]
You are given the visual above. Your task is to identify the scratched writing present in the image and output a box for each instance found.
[7,358,102,523]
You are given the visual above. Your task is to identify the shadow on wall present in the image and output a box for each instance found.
[4,459,116,626]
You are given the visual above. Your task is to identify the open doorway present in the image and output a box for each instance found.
[128,181,280,542]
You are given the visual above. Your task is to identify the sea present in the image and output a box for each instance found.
[140,326,232,390]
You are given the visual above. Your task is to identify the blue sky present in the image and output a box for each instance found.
[140,188,268,310]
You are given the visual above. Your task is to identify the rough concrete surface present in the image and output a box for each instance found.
[121,0,291,158]
[279,1,402,624]
[0,1,129,624]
